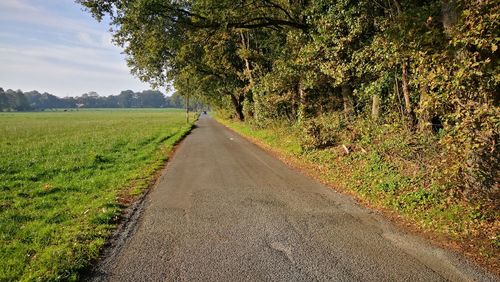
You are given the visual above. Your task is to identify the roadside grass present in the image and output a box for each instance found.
[0,109,195,281]
[215,114,499,272]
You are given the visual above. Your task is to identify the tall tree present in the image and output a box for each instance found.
[0,88,8,111]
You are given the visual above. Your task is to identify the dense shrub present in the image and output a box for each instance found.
[301,114,346,150]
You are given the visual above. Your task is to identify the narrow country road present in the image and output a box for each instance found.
[91,116,496,281]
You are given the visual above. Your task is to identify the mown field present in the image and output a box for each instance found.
[0,109,194,281]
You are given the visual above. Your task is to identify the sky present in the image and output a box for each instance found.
[0,0,155,97]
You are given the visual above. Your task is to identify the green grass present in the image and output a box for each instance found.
[0,109,195,281]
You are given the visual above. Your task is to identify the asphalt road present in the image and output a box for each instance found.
[91,115,496,281]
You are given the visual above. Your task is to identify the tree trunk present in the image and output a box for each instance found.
[394,77,405,124]
[342,83,354,117]
[442,0,458,35]
[230,94,245,121]
[240,31,255,119]
[240,32,254,88]
[185,93,189,124]
[392,0,402,14]
[418,84,431,132]
[401,60,415,127]
[297,82,307,123]
[371,94,381,120]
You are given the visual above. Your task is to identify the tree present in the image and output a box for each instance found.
[78,0,310,120]
[139,90,166,107]
[12,90,31,111]
[0,88,8,111]
[118,90,134,108]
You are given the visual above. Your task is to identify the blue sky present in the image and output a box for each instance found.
[0,0,154,97]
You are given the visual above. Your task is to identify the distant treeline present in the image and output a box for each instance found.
[0,88,186,111]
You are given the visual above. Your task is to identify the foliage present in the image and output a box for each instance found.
[0,88,187,111]
[301,114,346,150]
[0,109,194,281]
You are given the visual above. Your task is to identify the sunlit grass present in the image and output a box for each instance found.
[0,109,194,281]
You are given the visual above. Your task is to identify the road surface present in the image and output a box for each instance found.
[91,116,496,281]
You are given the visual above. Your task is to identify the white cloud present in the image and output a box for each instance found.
[77,32,93,46]
[0,0,151,96]
[0,0,38,12]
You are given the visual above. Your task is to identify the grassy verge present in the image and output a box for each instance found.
[0,109,196,281]
[215,114,499,273]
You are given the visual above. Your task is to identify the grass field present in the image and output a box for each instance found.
[0,109,194,281]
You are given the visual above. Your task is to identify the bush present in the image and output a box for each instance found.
[301,114,346,150]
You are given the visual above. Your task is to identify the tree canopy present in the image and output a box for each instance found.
[0,88,186,111]
[78,0,499,199]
